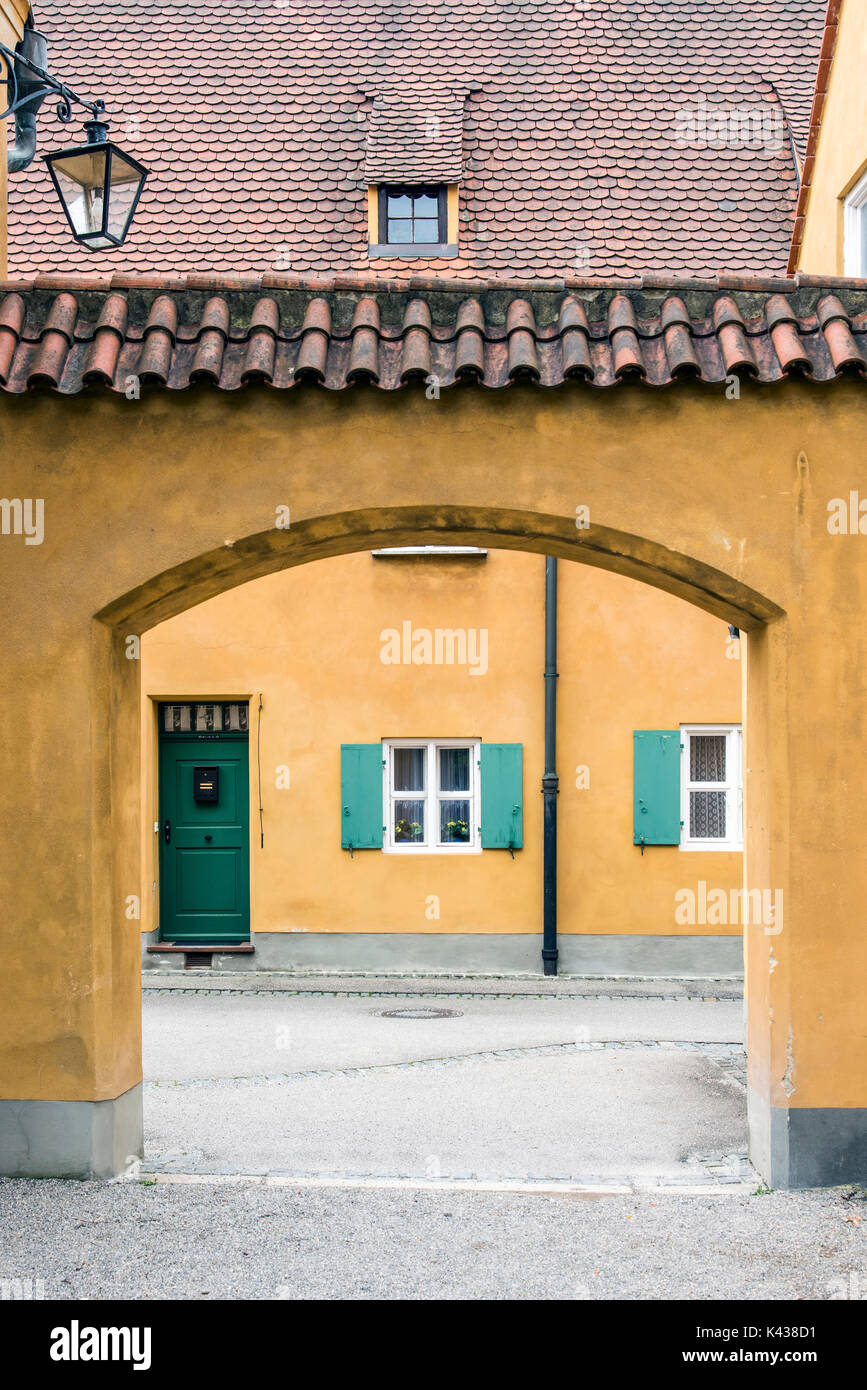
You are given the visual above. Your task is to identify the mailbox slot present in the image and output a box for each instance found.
[194,766,219,803]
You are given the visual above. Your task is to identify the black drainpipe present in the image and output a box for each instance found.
[5,27,49,175]
[541,555,559,975]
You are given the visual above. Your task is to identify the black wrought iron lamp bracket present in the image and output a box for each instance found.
[0,37,107,126]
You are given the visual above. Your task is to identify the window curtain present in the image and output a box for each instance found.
[690,735,727,838]
[439,746,469,791]
[690,734,726,782]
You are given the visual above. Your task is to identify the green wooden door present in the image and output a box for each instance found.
[158,735,250,943]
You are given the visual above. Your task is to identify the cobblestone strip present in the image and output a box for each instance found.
[143,986,739,1003]
[144,969,742,984]
[142,970,743,1000]
[145,1039,747,1091]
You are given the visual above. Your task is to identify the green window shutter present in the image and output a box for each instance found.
[633,730,681,845]
[340,744,384,850]
[480,743,523,850]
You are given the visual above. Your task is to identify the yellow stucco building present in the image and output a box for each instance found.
[790,0,867,277]
[2,0,867,1191]
[140,549,744,974]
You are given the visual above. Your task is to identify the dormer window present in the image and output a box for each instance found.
[368,183,458,257]
[363,90,465,258]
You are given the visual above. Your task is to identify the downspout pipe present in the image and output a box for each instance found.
[5,28,49,175]
[7,109,37,174]
[541,555,559,976]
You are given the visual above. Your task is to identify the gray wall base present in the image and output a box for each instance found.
[142,930,743,978]
[559,934,742,977]
[749,1086,867,1188]
[0,1083,143,1179]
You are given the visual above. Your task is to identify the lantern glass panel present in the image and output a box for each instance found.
[104,150,146,239]
[49,147,109,238]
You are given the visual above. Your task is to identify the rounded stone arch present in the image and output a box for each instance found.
[95,504,784,635]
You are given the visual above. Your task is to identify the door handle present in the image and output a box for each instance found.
[204,834,213,843]
[163,820,171,844]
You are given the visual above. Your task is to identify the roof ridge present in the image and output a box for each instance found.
[4,271,867,297]
[2,277,866,396]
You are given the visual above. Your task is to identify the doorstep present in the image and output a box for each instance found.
[146,943,254,970]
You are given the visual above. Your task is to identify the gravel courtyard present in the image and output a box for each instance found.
[2,1179,865,1301]
[140,980,749,1183]
[1,975,864,1300]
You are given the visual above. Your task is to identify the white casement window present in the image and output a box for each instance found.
[680,726,743,851]
[383,739,481,853]
[844,171,867,276]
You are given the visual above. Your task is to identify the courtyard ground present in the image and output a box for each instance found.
[1,974,864,1300]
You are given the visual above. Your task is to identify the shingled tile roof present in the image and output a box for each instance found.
[7,0,826,282]
[364,92,465,183]
[1,275,865,393]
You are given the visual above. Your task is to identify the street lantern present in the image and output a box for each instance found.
[1,26,148,250]
[43,120,147,250]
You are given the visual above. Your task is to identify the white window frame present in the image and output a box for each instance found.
[371,546,487,557]
[680,725,743,852]
[843,170,867,276]
[382,738,481,854]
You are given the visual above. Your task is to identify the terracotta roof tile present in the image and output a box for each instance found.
[6,1,826,282]
[817,292,867,372]
[81,293,128,382]
[0,293,25,383]
[1,275,865,396]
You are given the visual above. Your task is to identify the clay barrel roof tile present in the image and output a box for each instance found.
[82,294,130,384]
[559,296,593,379]
[347,296,381,382]
[29,292,78,388]
[608,293,645,378]
[241,298,280,382]
[818,294,867,374]
[2,279,866,395]
[295,297,332,380]
[0,293,25,385]
[454,296,486,379]
[190,296,231,381]
[136,295,178,382]
[765,294,811,375]
[399,299,433,381]
[712,294,758,377]
[506,298,540,379]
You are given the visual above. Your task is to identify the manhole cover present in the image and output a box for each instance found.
[375,1007,463,1019]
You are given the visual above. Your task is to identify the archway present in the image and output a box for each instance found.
[97,504,781,634]
[1,375,865,1187]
